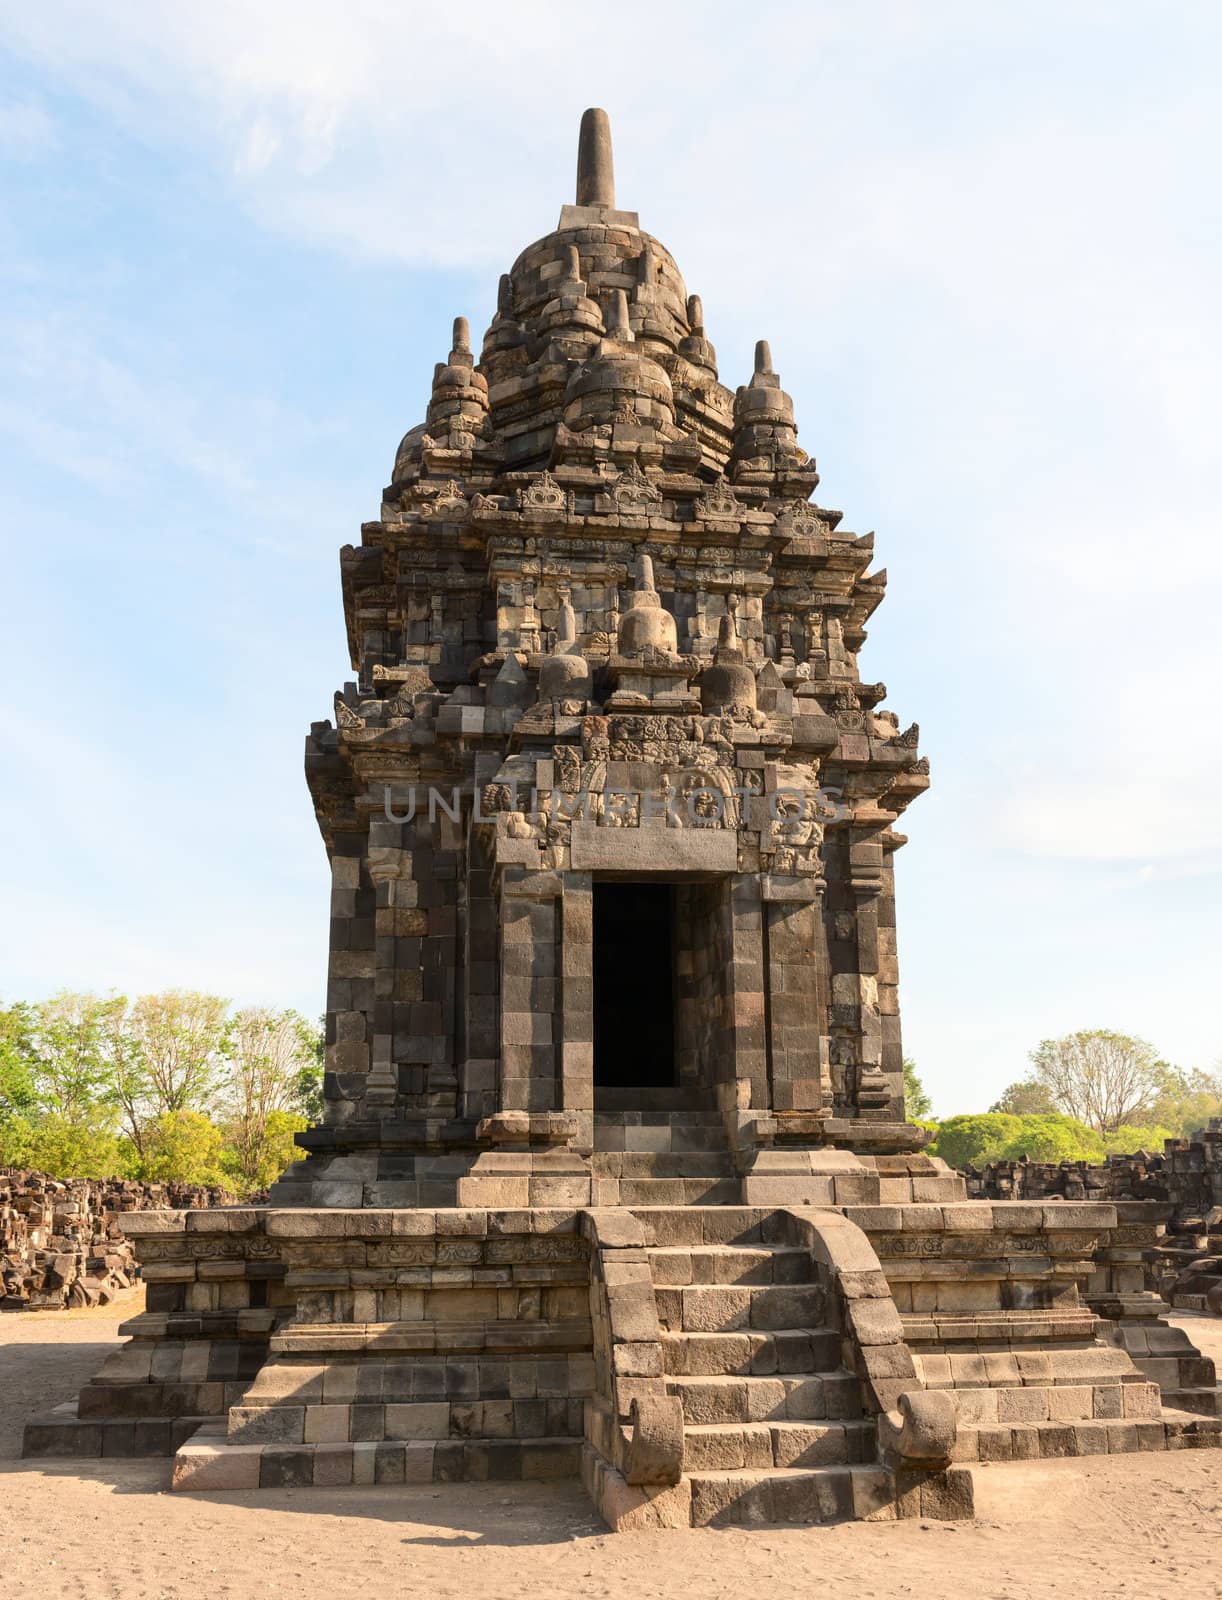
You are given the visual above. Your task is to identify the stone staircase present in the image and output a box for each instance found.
[647,1236,884,1525]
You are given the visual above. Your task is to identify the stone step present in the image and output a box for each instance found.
[590,1153,735,1179]
[594,1089,714,1114]
[666,1372,861,1424]
[654,1282,827,1333]
[172,1429,583,1491]
[687,1463,893,1526]
[953,1412,1222,1462]
[661,1328,841,1376]
[1161,1386,1222,1417]
[647,1246,815,1286]
[682,1418,875,1471]
[626,1207,784,1246]
[602,1178,741,1206]
[23,1403,207,1459]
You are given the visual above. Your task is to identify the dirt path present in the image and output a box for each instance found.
[1,1300,1220,1600]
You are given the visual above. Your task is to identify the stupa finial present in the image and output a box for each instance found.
[754,339,773,375]
[452,316,470,354]
[576,108,615,208]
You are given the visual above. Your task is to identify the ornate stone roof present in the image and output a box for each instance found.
[388,108,808,493]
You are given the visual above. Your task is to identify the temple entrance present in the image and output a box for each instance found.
[592,882,676,1091]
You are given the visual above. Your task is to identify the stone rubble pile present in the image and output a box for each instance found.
[962,1152,1170,1204]
[962,1120,1222,1313]
[0,1169,243,1311]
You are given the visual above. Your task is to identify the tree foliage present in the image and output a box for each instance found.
[929,1108,1183,1168]
[220,1008,316,1192]
[139,1110,227,1185]
[0,1111,130,1179]
[0,991,322,1194]
[927,1114,1022,1169]
[995,1115,1104,1163]
[26,992,123,1121]
[1146,1067,1222,1140]
[989,1078,1057,1116]
[902,1058,933,1120]
[1024,1030,1166,1133]
[0,1002,38,1122]
[990,1048,1219,1141]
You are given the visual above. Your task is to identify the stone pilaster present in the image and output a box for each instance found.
[726,874,768,1113]
[848,820,891,1116]
[762,875,832,1114]
[559,871,594,1144]
[498,868,561,1113]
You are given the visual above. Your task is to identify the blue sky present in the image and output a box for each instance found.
[1,3,1219,1114]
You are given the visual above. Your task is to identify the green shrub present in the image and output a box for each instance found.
[0,1111,135,1179]
[1101,1124,1176,1156]
[136,1110,226,1186]
[996,1115,1103,1163]
[927,1114,1022,1168]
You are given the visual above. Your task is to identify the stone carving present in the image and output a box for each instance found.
[612,462,662,509]
[833,685,865,730]
[693,478,741,520]
[516,469,571,512]
[878,1391,957,1468]
[334,695,364,731]
[781,498,826,539]
[410,478,470,519]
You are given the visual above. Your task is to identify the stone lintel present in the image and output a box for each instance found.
[570,822,736,873]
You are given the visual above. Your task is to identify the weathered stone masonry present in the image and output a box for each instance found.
[23,110,1222,1527]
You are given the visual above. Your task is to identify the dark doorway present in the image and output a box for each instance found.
[593,882,675,1089]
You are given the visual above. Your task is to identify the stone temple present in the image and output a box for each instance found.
[25,110,1222,1525]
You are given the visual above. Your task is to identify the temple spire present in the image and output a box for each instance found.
[576,107,615,208]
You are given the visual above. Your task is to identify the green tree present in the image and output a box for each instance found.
[28,991,125,1122]
[225,1108,309,1193]
[138,1110,226,1185]
[1146,1067,1222,1140]
[903,1058,933,1120]
[1026,1030,1167,1133]
[927,1114,1022,1169]
[0,991,322,1186]
[127,991,230,1120]
[989,1078,1057,1116]
[220,1008,317,1193]
[0,1002,38,1123]
[294,1014,325,1123]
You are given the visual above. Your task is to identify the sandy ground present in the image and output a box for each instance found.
[2,1297,1221,1600]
